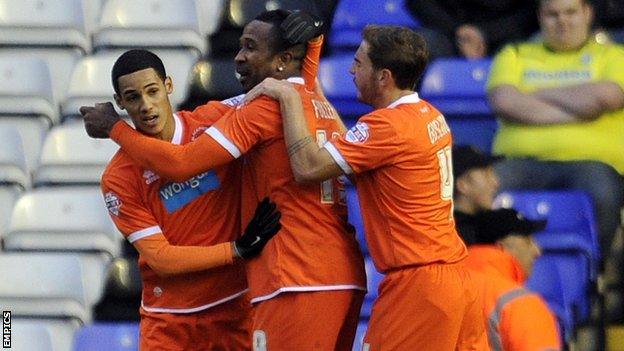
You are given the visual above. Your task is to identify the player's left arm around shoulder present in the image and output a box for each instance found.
[243,77,344,182]
[278,86,344,183]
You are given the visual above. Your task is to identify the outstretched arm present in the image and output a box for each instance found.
[81,102,233,182]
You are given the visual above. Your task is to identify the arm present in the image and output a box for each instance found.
[109,122,234,181]
[488,85,578,125]
[533,82,624,121]
[243,78,343,183]
[302,35,324,91]
[133,234,235,277]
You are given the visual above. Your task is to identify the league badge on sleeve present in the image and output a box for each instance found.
[345,122,370,143]
[105,191,122,216]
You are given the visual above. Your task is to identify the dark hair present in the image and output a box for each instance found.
[111,49,166,94]
[362,25,428,90]
[254,9,306,60]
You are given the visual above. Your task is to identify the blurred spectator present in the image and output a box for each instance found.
[463,208,561,350]
[405,0,538,59]
[487,0,624,264]
[452,145,502,244]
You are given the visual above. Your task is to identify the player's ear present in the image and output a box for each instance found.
[164,76,174,94]
[113,94,125,110]
[379,69,392,84]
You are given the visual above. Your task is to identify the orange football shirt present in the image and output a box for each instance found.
[325,93,468,272]
[102,106,246,313]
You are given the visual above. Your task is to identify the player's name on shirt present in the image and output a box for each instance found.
[312,99,338,120]
[427,114,450,145]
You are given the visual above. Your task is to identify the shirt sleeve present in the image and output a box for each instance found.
[324,112,402,174]
[302,35,323,91]
[208,96,281,156]
[487,44,522,91]
[500,294,562,351]
[101,170,161,243]
[110,121,235,182]
[183,101,234,124]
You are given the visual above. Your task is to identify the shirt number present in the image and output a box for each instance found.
[316,130,333,204]
[437,146,454,219]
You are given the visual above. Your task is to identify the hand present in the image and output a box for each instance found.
[80,102,122,138]
[455,24,487,59]
[234,197,282,259]
[281,10,324,45]
[242,77,297,105]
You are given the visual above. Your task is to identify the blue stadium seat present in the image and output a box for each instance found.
[447,118,498,153]
[527,255,573,343]
[346,185,367,254]
[495,190,600,279]
[319,54,371,118]
[361,257,384,319]
[352,320,368,351]
[420,58,493,117]
[330,0,419,50]
[73,323,139,351]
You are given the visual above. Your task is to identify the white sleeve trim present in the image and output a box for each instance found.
[127,225,162,243]
[205,126,242,158]
[323,141,354,175]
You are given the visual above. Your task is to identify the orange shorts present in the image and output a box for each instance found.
[139,295,252,350]
[251,289,365,351]
[363,262,488,351]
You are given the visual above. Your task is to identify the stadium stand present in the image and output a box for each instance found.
[12,319,78,351]
[73,322,139,351]
[0,0,90,52]
[0,252,107,324]
[4,187,121,256]
[93,0,208,57]
[34,121,118,186]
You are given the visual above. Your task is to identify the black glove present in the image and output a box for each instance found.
[281,10,324,45]
[234,197,282,259]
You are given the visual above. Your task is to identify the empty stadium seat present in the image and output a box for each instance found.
[93,258,141,322]
[10,321,54,351]
[0,48,81,105]
[185,58,243,104]
[352,320,368,351]
[62,50,195,119]
[73,322,139,351]
[94,0,207,56]
[34,121,118,186]
[361,257,384,319]
[420,58,493,117]
[0,116,49,174]
[495,190,600,276]
[330,0,419,50]
[0,252,107,323]
[346,185,367,254]
[13,318,79,351]
[319,54,371,118]
[5,187,121,256]
[447,118,498,153]
[527,254,573,343]
[0,55,58,124]
[0,126,29,189]
[225,0,319,28]
[0,0,90,52]
[195,0,226,36]
[0,185,21,239]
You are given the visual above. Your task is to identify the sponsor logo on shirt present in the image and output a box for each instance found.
[143,170,160,185]
[427,115,450,144]
[159,171,221,213]
[345,122,369,143]
[105,191,122,216]
[523,69,591,83]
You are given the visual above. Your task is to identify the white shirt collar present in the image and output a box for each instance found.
[387,92,420,108]
[286,77,305,85]
[171,113,183,145]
